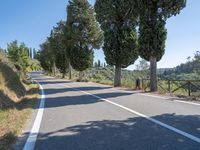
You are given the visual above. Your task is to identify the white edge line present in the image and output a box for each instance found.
[174,100,200,106]
[45,76,200,107]
[59,83,200,144]
[138,93,200,106]
[137,93,170,100]
[84,81,200,107]
[23,81,45,150]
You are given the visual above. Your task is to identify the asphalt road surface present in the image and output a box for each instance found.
[16,72,200,150]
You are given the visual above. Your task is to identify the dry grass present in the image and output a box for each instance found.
[0,50,40,150]
[0,63,26,108]
[0,83,39,150]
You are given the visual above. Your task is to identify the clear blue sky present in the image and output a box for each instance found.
[0,0,199,70]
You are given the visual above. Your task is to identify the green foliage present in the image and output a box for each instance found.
[0,50,16,71]
[54,21,69,77]
[103,28,139,68]
[138,0,186,60]
[0,50,26,108]
[95,0,139,86]
[139,0,186,20]
[70,46,93,71]
[38,20,69,76]
[38,42,53,72]
[161,51,200,80]
[0,48,4,53]
[66,0,103,72]
[95,0,138,68]
[139,19,167,61]
[95,0,139,31]
[7,41,29,74]
[27,59,41,72]
[138,0,186,91]
[193,51,200,74]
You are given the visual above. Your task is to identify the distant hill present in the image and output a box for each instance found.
[159,52,200,80]
[157,68,173,75]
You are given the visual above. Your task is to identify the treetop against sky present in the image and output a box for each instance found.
[0,0,199,69]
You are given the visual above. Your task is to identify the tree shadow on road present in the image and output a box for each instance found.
[38,80,72,85]
[43,88,133,108]
[44,86,112,95]
[31,113,200,150]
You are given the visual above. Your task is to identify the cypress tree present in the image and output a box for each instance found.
[95,0,139,87]
[66,0,103,80]
[54,21,69,78]
[138,0,186,91]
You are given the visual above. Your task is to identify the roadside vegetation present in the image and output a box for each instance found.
[1,0,198,149]
[0,45,40,150]
[36,0,200,98]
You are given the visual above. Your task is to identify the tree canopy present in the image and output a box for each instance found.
[38,21,69,78]
[95,0,139,87]
[7,41,29,73]
[138,0,187,91]
[66,0,103,73]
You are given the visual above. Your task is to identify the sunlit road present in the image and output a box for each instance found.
[16,72,200,150]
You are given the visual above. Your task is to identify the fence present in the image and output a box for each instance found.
[141,79,200,96]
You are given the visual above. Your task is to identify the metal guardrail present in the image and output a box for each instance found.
[142,79,200,96]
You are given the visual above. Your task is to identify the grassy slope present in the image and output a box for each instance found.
[0,52,39,150]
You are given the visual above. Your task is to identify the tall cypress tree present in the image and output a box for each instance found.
[39,41,53,73]
[95,0,139,87]
[53,21,69,78]
[39,21,70,77]
[66,0,103,80]
[138,0,186,91]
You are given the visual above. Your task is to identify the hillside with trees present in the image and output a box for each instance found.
[0,42,41,149]
[160,51,200,80]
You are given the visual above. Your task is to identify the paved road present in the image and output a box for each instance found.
[21,72,200,150]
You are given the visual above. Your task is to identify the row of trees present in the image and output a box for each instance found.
[38,0,103,80]
[38,0,186,91]
[95,0,186,90]
[94,60,107,68]
[29,48,37,59]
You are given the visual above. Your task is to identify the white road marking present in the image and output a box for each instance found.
[56,77,200,107]
[44,77,200,108]
[174,100,200,106]
[137,93,170,100]
[23,82,45,150]
[138,93,200,106]
[59,83,200,144]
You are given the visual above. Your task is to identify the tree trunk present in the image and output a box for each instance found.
[62,72,66,79]
[114,65,121,87]
[150,56,157,92]
[79,71,83,81]
[69,62,72,80]
[52,61,56,76]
